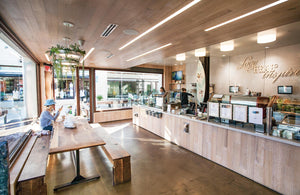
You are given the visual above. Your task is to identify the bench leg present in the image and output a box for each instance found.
[18,177,47,195]
[53,150,100,191]
[113,157,131,185]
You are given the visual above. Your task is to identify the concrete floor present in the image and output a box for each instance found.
[46,120,278,195]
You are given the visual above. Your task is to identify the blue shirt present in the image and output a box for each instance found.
[40,110,59,128]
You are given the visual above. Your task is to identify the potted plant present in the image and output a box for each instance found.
[97,95,103,101]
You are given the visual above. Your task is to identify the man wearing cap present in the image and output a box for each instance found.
[40,99,63,131]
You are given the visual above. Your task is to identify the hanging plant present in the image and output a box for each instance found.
[46,43,86,90]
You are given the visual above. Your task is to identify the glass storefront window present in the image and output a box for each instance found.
[54,67,77,116]
[79,69,90,120]
[95,70,162,111]
[0,35,38,128]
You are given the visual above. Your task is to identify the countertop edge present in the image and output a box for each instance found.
[135,105,300,147]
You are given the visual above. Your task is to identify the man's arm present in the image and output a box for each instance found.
[187,92,194,97]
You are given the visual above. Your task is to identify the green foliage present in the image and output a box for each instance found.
[46,43,86,89]
[97,95,103,101]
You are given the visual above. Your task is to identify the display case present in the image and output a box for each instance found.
[272,97,300,140]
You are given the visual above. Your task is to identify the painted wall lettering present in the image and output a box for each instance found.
[238,56,300,83]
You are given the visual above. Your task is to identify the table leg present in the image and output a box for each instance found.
[4,114,7,124]
[53,149,100,191]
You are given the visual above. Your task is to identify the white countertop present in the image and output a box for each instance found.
[136,105,300,147]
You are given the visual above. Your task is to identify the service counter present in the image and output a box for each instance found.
[132,105,300,195]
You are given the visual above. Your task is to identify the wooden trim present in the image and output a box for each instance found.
[93,69,96,121]
[36,63,42,115]
[52,65,55,101]
[95,108,132,112]
[0,17,39,64]
[76,67,80,116]
[93,67,163,74]
[89,68,93,122]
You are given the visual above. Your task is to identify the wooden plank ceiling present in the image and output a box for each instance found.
[0,0,300,68]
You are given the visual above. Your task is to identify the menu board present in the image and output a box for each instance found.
[220,103,232,120]
[248,107,263,125]
[208,102,219,117]
[233,105,248,123]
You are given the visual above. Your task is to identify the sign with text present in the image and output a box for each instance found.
[238,56,300,83]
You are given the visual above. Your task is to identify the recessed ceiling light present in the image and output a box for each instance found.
[119,0,201,50]
[257,29,276,44]
[80,48,95,63]
[220,40,234,51]
[45,54,50,62]
[123,29,139,35]
[126,43,172,61]
[222,55,226,57]
[265,46,270,49]
[176,53,186,61]
[63,21,74,28]
[195,48,206,57]
[205,0,288,31]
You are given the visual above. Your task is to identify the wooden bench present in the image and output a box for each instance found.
[9,135,38,195]
[16,136,50,195]
[92,125,131,185]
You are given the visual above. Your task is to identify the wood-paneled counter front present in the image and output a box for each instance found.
[132,105,300,195]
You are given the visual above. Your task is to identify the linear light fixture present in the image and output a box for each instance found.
[205,0,288,31]
[119,0,201,50]
[126,43,172,62]
[45,54,50,62]
[80,47,95,63]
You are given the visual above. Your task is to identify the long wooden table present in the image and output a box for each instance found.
[49,117,105,191]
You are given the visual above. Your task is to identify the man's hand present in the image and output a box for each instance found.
[58,106,63,112]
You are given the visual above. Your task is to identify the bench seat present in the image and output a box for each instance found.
[17,136,50,195]
[92,125,131,185]
[10,135,37,195]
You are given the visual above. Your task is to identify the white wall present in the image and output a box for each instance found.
[210,44,300,98]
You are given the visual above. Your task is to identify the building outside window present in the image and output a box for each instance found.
[95,70,162,111]
[53,68,91,120]
[0,36,38,128]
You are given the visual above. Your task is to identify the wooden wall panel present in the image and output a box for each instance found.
[134,106,300,195]
[94,109,132,123]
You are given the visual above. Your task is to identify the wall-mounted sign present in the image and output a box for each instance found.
[238,56,300,83]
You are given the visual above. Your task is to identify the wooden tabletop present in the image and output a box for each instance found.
[49,118,105,154]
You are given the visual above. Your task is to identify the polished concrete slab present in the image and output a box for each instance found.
[46,120,278,195]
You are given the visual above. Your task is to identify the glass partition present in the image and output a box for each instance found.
[95,70,162,111]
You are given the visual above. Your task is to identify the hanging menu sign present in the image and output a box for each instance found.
[220,103,232,120]
[233,105,248,123]
[208,102,219,117]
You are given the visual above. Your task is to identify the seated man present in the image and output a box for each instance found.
[40,99,62,131]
